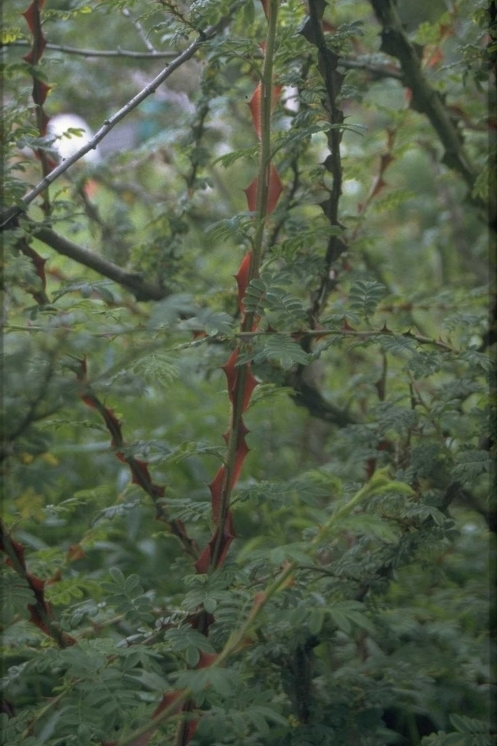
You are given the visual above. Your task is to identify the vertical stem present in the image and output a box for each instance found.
[250,0,279,278]
[210,0,280,567]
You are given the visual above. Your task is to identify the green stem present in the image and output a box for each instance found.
[113,471,406,744]
[210,0,280,567]
[112,690,191,746]
[249,0,279,279]
[216,560,295,665]
[234,327,458,353]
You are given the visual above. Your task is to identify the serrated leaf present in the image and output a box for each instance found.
[339,513,399,543]
[349,280,387,318]
[255,335,310,370]
[452,450,491,485]
[449,714,489,735]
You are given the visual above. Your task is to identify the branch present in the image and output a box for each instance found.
[287,372,357,427]
[2,349,58,453]
[441,480,497,534]
[4,39,176,58]
[338,55,402,79]
[301,1,347,319]
[235,327,459,353]
[368,0,480,202]
[122,7,158,52]
[0,5,240,229]
[32,226,169,301]
[3,42,403,74]
[76,360,199,559]
[0,522,76,647]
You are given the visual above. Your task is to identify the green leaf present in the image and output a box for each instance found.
[449,715,490,735]
[109,567,125,586]
[254,335,311,370]
[328,609,351,634]
[452,450,491,484]
[348,281,387,318]
[308,607,326,634]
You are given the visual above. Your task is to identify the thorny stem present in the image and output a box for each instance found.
[210,0,280,568]
[0,523,75,648]
[108,469,409,744]
[110,691,192,746]
[234,327,459,353]
[250,0,280,277]
[3,323,459,354]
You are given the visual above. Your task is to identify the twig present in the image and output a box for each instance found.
[122,7,157,52]
[3,39,176,58]
[338,56,402,79]
[4,41,402,78]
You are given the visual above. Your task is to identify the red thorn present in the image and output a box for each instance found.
[195,511,236,573]
[209,466,226,524]
[235,252,253,313]
[249,83,263,140]
[244,177,258,212]
[244,164,282,215]
[221,349,239,405]
[197,651,218,668]
[341,318,356,332]
[241,369,258,412]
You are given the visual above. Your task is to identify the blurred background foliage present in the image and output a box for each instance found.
[1,0,495,744]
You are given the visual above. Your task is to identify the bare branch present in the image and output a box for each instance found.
[122,7,157,52]
[32,226,169,301]
[1,5,240,229]
[4,39,176,59]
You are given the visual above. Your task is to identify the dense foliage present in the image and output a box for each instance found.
[1,1,496,744]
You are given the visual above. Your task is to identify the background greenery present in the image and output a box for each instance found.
[1,1,495,745]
